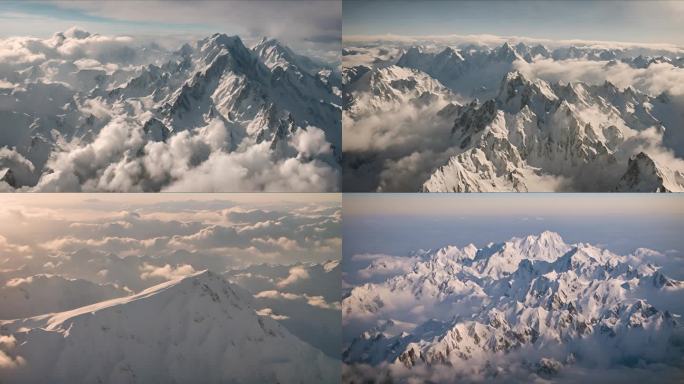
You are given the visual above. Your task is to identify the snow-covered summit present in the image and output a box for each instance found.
[0,270,338,383]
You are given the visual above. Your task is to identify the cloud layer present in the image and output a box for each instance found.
[0,195,341,292]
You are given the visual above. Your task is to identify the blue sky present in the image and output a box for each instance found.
[343,194,684,278]
[0,1,208,35]
[343,0,684,45]
[0,1,341,57]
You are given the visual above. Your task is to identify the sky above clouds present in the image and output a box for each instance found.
[0,0,341,59]
[344,194,684,278]
[0,194,341,291]
[344,0,684,45]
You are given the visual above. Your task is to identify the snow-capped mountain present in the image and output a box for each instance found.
[0,28,341,191]
[342,232,684,382]
[0,270,338,383]
[0,274,128,320]
[422,70,684,192]
[343,65,456,117]
[342,41,684,192]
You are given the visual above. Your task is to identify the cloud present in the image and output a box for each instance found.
[253,237,303,253]
[0,196,340,296]
[305,295,341,310]
[255,290,340,310]
[32,117,339,192]
[513,59,684,98]
[255,290,301,300]
[343,101,460,191]
[0,335,24,369]
[52,1,341,59]
[0,235,31,257]
[343,34,684,55]
[162,143,340,193]
[255,307,289,320]
[139,263,196,281]
[356,255,418,281]
[277,266,310,288]
[225,208,283,224]
[291,127,333,158]
[5,276,35,287]
[0,350,25,369]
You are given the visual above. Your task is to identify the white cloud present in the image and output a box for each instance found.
[513,59,684,98]
[292,127,333,158]
[52,1,341,59]
[0,335,24,369]
[255,290,340,310]
[0,350,25,369]
[255,290,301,300]
[276,266,310,288]
[0,235,31,257]
[30,115,339,192]
[255,307,289,320]
[139,263,196,281]
[305,295,340,310]
[344,34,684,55]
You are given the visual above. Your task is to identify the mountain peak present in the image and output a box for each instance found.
[538,230,564,243]
[207,33,244,48]
[3,269,338,382]
[494,42,519,60]
[615,152,671,192]
[257,36,281,47]
[503,69,526,82]
[437,46,462,59]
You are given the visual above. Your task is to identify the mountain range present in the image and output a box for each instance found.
[342,231,684,382]
[342,41,684,192]
[0,28,341,191]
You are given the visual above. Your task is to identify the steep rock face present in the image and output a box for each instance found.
[343,232,684,377]
[0,168,16,188]
[0,271,338,383]
[615,152,684,192]
[418,71,683,192]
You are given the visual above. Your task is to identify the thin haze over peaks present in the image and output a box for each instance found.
[343,0,684,46]
[0,0,341,62]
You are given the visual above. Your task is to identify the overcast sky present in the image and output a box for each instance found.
[344,0,684,45]
[0,1,341,59]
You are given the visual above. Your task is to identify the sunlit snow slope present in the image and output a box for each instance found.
[0,270,339,383]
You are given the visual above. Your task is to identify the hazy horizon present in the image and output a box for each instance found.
[344,0,684,46]
[344,194,684,279]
